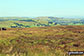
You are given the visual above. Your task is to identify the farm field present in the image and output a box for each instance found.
[0,25,84,56]
[0,17,84,28]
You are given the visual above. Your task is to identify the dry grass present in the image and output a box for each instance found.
[0,26,84,56]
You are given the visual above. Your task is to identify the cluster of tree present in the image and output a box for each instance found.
[11,23,30,28]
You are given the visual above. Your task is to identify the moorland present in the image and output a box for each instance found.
[0,17,84,56]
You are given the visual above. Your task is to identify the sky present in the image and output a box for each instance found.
[0,0,84,17]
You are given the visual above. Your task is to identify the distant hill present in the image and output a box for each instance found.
[0,17,84,28]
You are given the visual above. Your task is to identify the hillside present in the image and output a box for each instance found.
[0,17,84,28]
[0,26,84,56]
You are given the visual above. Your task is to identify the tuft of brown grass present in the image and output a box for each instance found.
[0,26,84,56]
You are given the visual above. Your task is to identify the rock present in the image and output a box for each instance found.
[0,28,7,31]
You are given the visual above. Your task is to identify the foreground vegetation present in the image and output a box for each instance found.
[0,26,84,56]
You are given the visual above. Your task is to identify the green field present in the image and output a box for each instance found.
[0,17,84,28]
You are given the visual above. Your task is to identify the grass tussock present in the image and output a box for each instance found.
[0,26,84,56]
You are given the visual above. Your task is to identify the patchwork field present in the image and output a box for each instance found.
[0,17,84,28]
[0,26,84,56]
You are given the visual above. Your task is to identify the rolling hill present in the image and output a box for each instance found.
[0,17,84,28]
